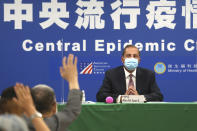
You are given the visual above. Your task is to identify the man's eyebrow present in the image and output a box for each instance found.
[126,53,138,55]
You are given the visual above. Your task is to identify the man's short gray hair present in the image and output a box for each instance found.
[32,84,56,114]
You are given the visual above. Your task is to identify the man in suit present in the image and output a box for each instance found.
[96,45,163,102]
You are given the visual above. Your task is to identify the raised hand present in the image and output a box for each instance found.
[13,83,36,117]
[60,54,79,90]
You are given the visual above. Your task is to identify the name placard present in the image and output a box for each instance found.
[121,95,145,103]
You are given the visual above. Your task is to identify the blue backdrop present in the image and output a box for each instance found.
[0,0,197,102]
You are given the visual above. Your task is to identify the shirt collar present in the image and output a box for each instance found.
[123,67,136,78]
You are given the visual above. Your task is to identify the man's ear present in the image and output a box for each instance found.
[52,102,57,114]
[138,57,141,64]
[121,56,124,64]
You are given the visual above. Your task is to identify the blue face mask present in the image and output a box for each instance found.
[124,58,138,71]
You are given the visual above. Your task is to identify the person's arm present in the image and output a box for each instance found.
[144,72,163,101]
[45,54,81,131]
[14,83,50,131]
[96,71,119,102]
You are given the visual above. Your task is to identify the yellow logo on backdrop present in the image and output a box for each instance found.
[154,62,166,74]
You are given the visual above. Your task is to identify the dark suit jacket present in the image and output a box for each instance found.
[96,66,163,102]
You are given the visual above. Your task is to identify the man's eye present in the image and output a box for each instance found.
[134,55,139,58]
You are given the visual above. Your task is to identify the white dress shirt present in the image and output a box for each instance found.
[116,67,145,103]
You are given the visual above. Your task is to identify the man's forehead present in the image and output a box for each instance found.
[125,47,139,54]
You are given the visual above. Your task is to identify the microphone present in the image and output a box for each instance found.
[105,96,113,103]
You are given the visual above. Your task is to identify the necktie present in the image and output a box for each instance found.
[128,74,134,89]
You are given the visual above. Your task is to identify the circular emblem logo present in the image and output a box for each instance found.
[154,62,166,74]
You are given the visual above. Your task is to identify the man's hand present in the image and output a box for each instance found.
[60,54,79,90]
[125,87,139,95]
[13,83,36,117]
[14,84,51,131]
